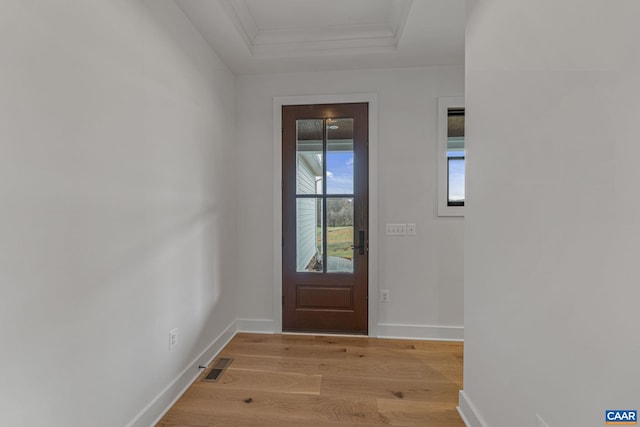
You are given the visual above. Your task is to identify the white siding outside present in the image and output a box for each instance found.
[296,155,320,271]
[296,155,317,193]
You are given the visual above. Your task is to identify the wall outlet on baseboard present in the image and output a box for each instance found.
[536,413,550,427]
[169,328,178,351]
[380,290,390,303]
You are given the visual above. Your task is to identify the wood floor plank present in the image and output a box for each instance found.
[204,367,321,395]
[320,375,460,402]
[219,353,432,380]
[158,333,464,427]
[162,388,387,425]
[158,418,386,427]
[377,398,465,427]
[221,341,351,360]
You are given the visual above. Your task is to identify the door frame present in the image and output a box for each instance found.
[273,93,379,336]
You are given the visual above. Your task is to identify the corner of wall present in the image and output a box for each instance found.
[457,390,488,427]
[127,321,239,427]
[236,318,277,334]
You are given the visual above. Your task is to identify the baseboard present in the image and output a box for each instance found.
[236,318,276,333]
[457,390,488,427]
[233,319,463,340]
[376,323,464,341]
[127,320,239,427]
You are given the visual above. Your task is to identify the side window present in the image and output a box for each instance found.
[438,97,465,216]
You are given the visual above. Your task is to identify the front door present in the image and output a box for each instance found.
[282,103,368,334]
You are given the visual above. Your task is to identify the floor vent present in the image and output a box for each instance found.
[203,357,233,382]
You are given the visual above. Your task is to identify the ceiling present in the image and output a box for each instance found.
[175,0,465,75]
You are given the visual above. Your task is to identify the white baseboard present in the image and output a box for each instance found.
[457,390,488,427]
[127,320,238,427]
[236,318,276,333]
[233,319,463,341]
[375,323,464,341]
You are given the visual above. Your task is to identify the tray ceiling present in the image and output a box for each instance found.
[176,0,464,74]
[223,0,412,56]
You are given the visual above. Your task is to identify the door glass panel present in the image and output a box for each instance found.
[326,118,354,195]
[296,119,323,195]
[296,198,323,272]
[326,197,354,273]
[447,108,465,206]
[448,158,465,204]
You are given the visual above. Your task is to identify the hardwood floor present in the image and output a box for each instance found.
[158,333,464,427]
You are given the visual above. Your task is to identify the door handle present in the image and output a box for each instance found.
[351,230,366,255]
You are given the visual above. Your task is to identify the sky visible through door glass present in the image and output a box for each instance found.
[448,151,465,202]
[326,152,354,194]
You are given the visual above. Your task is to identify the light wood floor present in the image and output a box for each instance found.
[158,333,464,427]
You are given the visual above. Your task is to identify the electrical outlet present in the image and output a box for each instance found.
[169,328,178,351]
[386,224,407,235]
[380,290,390,303]
[407,223,417,235]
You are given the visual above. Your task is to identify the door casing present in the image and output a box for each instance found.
[272,93,379,336]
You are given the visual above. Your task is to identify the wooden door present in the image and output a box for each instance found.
[282,103,368,334]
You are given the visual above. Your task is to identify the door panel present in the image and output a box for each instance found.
[282,103,368,334]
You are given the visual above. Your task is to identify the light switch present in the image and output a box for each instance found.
[386,224,406,235]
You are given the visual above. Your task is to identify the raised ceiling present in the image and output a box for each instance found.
[175,0,464,75]
[222,0,412,56]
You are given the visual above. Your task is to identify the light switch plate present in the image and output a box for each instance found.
[386,224,406,235]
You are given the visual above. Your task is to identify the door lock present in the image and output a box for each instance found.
[351,230,366,255]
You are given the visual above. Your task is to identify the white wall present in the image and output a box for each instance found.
[0,1,237,426]
[235,67,464,338]
[462,1,640,426]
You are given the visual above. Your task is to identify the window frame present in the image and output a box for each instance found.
[437,96,465,217]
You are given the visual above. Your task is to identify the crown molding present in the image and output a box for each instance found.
[222,0,413,57]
